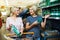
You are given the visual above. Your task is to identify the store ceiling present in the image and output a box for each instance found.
[0,0,41,8]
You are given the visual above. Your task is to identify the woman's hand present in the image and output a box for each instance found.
[31,21,38,27]
[20,28,24,35]
[9,24,12,27]
[44,14,50,19]
[41,14,50,28]
[7,24,12,31]
[20,31,23,35]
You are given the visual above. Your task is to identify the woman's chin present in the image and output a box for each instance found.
[17,14,19,15]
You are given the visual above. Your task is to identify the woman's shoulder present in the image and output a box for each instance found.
[27,16,32,18]
[6,17,12,20]
[37,15,42,18]
[17,17,22,19]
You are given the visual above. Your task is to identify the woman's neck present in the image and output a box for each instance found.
[32,14,37,17]
[12,15,17,18]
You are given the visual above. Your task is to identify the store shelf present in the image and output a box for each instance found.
[42,16,60,19]
[41,3,60,9]
[48,17,60,19]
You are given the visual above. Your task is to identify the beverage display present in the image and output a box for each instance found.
[50,0,60,5]
[50,7,60,17]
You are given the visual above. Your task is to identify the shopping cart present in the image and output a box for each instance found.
[5,32,34,40]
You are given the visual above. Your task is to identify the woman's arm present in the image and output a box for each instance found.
[41,15,50,28]
[20,18,24,34]
[6,18,11,31]
[26,21,38,30]
[41,18,46,28]
[26,22,31,30]
[26,17,38,30]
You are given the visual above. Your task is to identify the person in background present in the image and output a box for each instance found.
[18,7,29,29]
[0,11,2,40]
[0,12,6,40]
[0,12,2,29]
[18,8,29,18]
[6,7,24,35]
[26,7,50,40]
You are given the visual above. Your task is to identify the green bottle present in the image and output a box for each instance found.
[11,25,21,37]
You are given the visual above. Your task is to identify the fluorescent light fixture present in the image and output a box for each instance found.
[5,0,9,6]
[1,12,7,15]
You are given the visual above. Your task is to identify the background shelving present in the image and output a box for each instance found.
[39,0,60,19]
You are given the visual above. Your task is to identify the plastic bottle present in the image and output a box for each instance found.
[11,25,21,37]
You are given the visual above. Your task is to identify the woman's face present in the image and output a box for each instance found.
[29,9,35,15]
[13,8,20,15]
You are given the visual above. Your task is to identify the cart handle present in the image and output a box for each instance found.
[23,32,34,35]
[6,32,34,36]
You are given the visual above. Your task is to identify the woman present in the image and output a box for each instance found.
[26,7,50,40]
[6,7,24,36]
[0,12,3,40]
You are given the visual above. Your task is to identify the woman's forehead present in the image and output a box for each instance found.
[29,8,34,11]
[14,8,19,11]
[29,8,33,10]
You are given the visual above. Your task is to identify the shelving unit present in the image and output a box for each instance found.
[41,3,60,9]
[39,1,60,40]
[39,0,60,19]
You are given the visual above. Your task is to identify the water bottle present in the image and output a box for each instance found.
[11,25,21,37]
